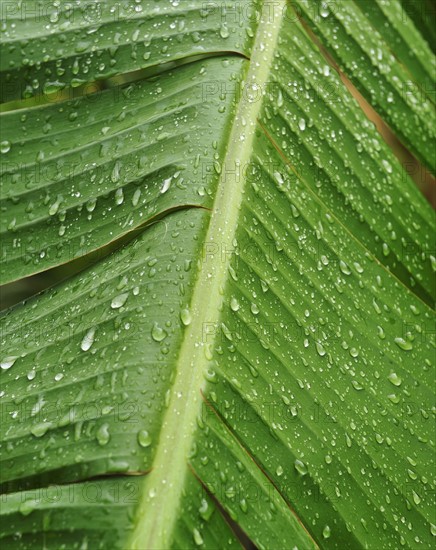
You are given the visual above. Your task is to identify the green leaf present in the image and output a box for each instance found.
[0,0,255,103]
[294,0,436,171]
[1,1,435,549]
[0,56,241,284]
[399,0,436,50]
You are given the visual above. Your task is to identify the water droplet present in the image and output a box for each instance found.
[31,422,51,438]
[316,342,326,357]
[86,198,97,212]
[193,528,204,546]
[372,299,381,314]
[137,430,152,448]
[352,380,364,391]
[151,323,167,342]
[412,490,421,505]
[276,465,284,476]
[111,293,128,309]
[199,499,212,520]
[180,308,192,326]
[160,177,171,194]
[274,171,284,186]
[96,423,110,446]
[298,118,306,131]
[394,337,412,351]
[377,326,385,340]
[349,347,359,358]
[230,297,240,312]
[387,372,402,386]
[339,260,351,275]
[382,160,392,174]
[1,356,18,370]
[19,500,38,516]
[81,328,96,351]
[1,141,11,154]
[111,162,121,183]
[132,188,141,206]
[115,187,124,205]
[219,24,229,38]
[294,459,308,476]
[320,3,329,17]
[322,525,331,539]
[49,197,62,216]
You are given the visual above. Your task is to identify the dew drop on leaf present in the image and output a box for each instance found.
[339,260,351,275]
[30,422,51,438]
[387,372,402,386]
[111,293,129,309]
[81,328,96,351]
[322,525,331,539]
[137,430,152,448]
[316,342,326,357]
[180,308,192,326]
[96,423,110,446]
[230,297,240,311]
[1,356,18,370]
[1,141,11,154]
[193,528,204,546]
[294,459,308,476]
[160,177,172,194]
[394,337,413,351]
[219,24,229,39]
[151,323,167,342]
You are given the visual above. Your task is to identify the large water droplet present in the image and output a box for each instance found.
[219,24,229,39]
[180,308,192,326]
[160,177,171,194]
[1,141,11,154]
[394,337,412,351]
[294,459,308,476]
[193,528,204,546]
[316,342,326,357]
[30,422,51,438]
[322,525,331,539]
[111,293,128,309]
[151,323,167,342]
[230,297,240,311]
[137,430,152,448]
[387,372,402,386]
[1,356,18,370]
[81,328,96,351]
[96,423,110,446]
[339,260,351,275]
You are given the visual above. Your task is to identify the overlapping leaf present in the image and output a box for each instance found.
[1,1,435,549]
[294,0,436,171]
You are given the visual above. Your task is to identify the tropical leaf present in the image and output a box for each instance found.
[0,1,435,549]
[294,0,436,171]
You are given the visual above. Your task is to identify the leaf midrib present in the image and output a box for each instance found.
[128,2,286,548]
